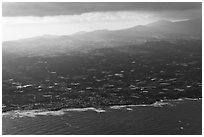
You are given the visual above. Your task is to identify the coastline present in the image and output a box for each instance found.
[2,97,201,118]
[3,98,202,135]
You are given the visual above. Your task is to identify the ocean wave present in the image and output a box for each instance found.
[110,101,171,109]
[163,98,202,102]
[183,98,202,101]
[62,107,106,113]
[2,109,65,118]
[2,107,106,118]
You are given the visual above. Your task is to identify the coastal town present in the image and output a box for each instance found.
[2,41,201,112]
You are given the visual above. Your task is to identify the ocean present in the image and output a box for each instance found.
[2,98,202,135]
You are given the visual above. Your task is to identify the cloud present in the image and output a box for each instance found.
[3,11,159,25]
[2,11,162,41]
[3,2,202,17]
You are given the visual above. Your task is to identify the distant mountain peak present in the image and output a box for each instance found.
[72,31,87,35]
[147,20,173,26]
[40,34,59,39]
[91,29,110,33]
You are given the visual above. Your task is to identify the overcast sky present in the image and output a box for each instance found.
[2,2,202,41]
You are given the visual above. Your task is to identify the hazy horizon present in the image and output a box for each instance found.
[2,2,201,41]
[3,18,193,42]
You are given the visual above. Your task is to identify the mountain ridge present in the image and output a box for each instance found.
[3,18,202,56]
[3,18,201,43]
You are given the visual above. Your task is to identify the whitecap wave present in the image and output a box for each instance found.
[62,107,106,113]
[163,98,184,102]
[2,107,106,118]
[2,109,65,118]
[183,98,202,101]
[164,97,202,102]
[126,108,133,111]
[110,101,172,109]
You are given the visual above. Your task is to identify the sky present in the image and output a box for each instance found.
[2,2,202,41]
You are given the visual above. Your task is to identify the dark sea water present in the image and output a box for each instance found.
[2,99,202,135]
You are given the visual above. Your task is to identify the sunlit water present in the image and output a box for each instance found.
[2,99,202,135]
